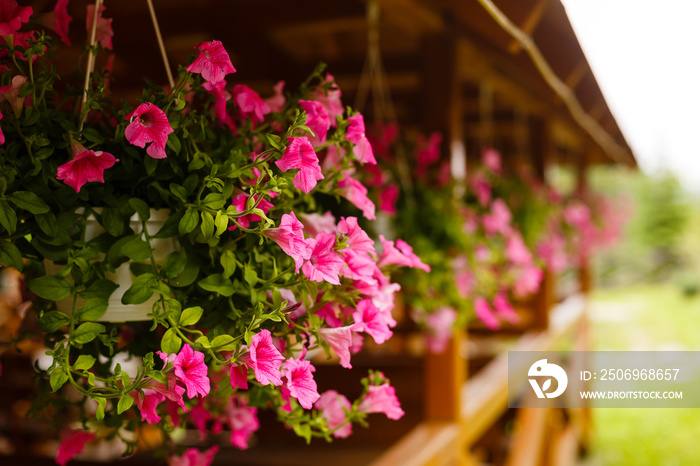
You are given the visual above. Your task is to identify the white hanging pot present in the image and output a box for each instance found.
[45,208,178,322]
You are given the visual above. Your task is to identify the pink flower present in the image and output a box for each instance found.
[276,137,324,193]
[506,232,533,266]
[340,249,378,284]
[298,211,337,237]
[482,199,512,236]
[0,75,28,117]
[353,298,393,344]
[203,79,234,128]
[416,132,441,175]
[130,388,166,424]
[188,399,211,441]
[265,81,286,112]
[169,446,219,466]
[318,325,356,369]
[225,398,259,449]
[564,201,592,230]
[315,390,353,438]
[245,329,285,386]
[358,384,404,420]
[474,297,500,330]
[338,216,375,255]
[379,184,399,215]
[396,239,430,272]
[55,429,95,466]
[232,84,271,123]
[269,288,306,320]
[125,102,173,159]
[537,232,568,273]
[455,270,474,298]
[299,99,330,146]
[424,306,457,353]
[186,40,236,84]
[174,344,210,398]
[142,375,187,411]
[263,212,312,272]
[302,231,344,285]
[377,235,430,272]
[482,147,502,174]
[86,4,113,50]
[493,291,519,324]
[54,0,71,45]
[282,358,320,409]
[0,30,40,63]
[229,364,248,390]
[0,0,32,36]
[310,73,343,125]
[514,264,543,298]
[346,113,376,165]
[338,174,376,220]
[229,193,274,230]
[471,173,491,207]
[56,141,118,193]
[367,121,398,160]
[0,109,5,145]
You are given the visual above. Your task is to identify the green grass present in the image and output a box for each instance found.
[586,284,700,465]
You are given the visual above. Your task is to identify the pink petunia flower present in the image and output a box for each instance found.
[174,344,210,398]
[86,4,113,49]
[474,297,500,330]
[416,132,442,176]
[0,30,41,64]
[55,429,95,466]
[241,329,285,386]
[265,81,286,112]
[396,239,430,272]
[379,184,399,215]
[310,73,344,126]
[0,0,32,36]
[318,325,357,369]
[186,40,236,84]
[232,84,271,123]
[282,357,320,409]
[337,174,376,220]
[267,287,306,320]
[338,216,375,255]
[514,264,543,298]
[224,397,259,449]
[56,141,118,193]
[130,388,166,424]
[124,102,173,159]
[340,249,378,284]
[169,446,219,466]
[302,231,344,285]
[188,399,211,441]
[563,201,592,231]
[315,390,353,438]
[54,0,71,45]
[423,306,457,353]
[346,113,376,165]
[471,172,491,207]
[482,147,502,174]
[203,79,233,128]
[367,121,398,160]
[358,383,404,420]
[482,199,512,236]
[377,235,430,271]
[493,291,519,324]
[275,137,324,193]
[0,75,28,117]
[299,99,330,147]
[262,212,312,272]
[537,232,568,273]
[353,298,393,344]
[506,232,533,266]
[0,109,5,145]
[298,211,337,237]
[229,193,274,231]
[229,364,248,390]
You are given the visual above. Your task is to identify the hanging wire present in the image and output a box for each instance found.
[146,0,175,90]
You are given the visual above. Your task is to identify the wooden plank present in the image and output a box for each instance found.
[505,401,550,466]
[368,421,461,466]
[549,425,579,466]
[507,0,550,54]
[425,331,467,421]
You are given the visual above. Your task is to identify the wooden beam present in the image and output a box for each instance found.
[368,421,461,466]
[564,60,588,90]
[507,0,550,54]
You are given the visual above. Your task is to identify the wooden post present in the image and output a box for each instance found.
[577,151,592,294]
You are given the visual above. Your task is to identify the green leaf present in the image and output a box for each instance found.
[0,241,23,271]
[179,207,199,235]
[179,306,203,326]
[39,311,70,332]
[169,183,188,203]
[161,328,182,354]
[50,366,69,392]
[201,193,226,210]
[77,298,108,321]
[119,236,152,261]
[200,211,214,239]
[154,213,181,238]
[266,133,283,150]
[214,210,228,236]
[9,191,49,214]
[197,274,235,297]
[36,211,58,236]
[220,249,237,279]
[210,334,236,351]
[95,397,106,421]
[195,335,211,348]
[101,207,124,236]
[81,279,118,301]
[163,250,187,278]
[82,127,105,144]
[72,322,106,344]
[128,198,151,221]
[170,256,199,288]
[121,273,155,305]
[117,394,134,414]
[74,354,96,371]
[166,133,182,155]
[28,275,72,300]
[146,370,167,385]
[244,265,258,287]
[0,200,17,234]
